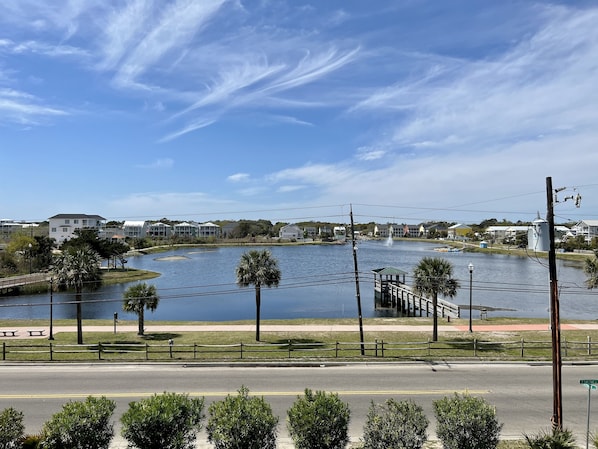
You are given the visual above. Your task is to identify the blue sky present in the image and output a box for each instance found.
[2,0,598,225]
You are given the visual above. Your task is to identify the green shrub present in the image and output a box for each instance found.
[40,396,116,449]
[524,428,576,448]
[206,385,278,449]
[19,434,42,449]
[0,407,24,449]
[362,398,428,449]
[120,392,205,449]
[287,388,351,449]
[433,393,502,449]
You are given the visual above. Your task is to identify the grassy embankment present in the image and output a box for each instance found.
[2,315,598,363]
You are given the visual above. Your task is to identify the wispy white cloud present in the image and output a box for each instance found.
[158,117,217,143]
[278,185,305,193]
[227,173,250,183]
[267,114,314,127]
[355,5,598,154]
[106,191,239,219]
[356,146,386,161]
[0,88,67,125]
[136,158,174,169]
[166,45,359,139]
[111,0,226,89]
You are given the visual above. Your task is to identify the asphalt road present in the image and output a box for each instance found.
[2,362,598,447]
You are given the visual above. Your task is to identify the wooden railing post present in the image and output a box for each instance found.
[288,340,292,358]
[98,342,102,360]
[521,337,524,358]
[588,336,592,356]
[474,338,477,357]
[49,343,53,361]
[2,342,5,361]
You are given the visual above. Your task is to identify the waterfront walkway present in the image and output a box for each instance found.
[4,322,598,339]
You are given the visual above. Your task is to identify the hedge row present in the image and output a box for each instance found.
[0,389,585,449]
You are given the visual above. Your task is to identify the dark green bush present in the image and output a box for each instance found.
[120,392,205,449]
[206,385,278,449]
[18,434,41,449]
[0,407,24,449]
[433,393,502,449]
[287,388,351,449]
[524,428,577,448]
[362,398,428,449]
[40,396,115,449]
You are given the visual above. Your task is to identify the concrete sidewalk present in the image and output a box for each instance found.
[4,322,598,339]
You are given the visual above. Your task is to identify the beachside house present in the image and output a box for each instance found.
[447,223,472,240]
[147,222,172,238]
[123,220,149,238]
[572,220,598,243]
[49,214,105,244]
[279,224,303,240]
[173,221,199,238]
[199,222,221,238]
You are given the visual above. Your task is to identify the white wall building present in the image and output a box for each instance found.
[199,222,220,238]
[123,220,149,238]
[147,222,172,238]
[573,220,598,243]
[48,214,105,244]
[279,224,303,240]
[173,222,199,238]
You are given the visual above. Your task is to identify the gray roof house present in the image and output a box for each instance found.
[48,214,105,244]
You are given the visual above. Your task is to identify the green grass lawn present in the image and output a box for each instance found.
[2,316,598,363]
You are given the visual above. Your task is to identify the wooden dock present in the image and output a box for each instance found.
[373,267,460,319]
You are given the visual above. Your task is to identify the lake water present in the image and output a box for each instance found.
[2,240,598,321]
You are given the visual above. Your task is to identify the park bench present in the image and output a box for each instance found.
[27,330,45,337]
[1,330,17,337]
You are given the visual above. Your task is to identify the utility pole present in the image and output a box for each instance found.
[350,205,365,355]
[546,176,562,430]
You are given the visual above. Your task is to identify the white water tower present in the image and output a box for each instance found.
[529,215,549,252]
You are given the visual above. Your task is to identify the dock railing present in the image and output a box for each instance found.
[0,273,50,291]
[374,279,460,318]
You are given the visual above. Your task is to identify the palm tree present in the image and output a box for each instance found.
[412,257,460,342]
[122,282,160,336]
[53,246,102,344]
[584,250,598,289]
[236,249,281,341]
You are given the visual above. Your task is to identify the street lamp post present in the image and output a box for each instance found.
[468,262,474,333]
[28,243,32,274]
[48,278,54,340]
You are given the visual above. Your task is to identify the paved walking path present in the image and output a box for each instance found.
[3,322,598,339]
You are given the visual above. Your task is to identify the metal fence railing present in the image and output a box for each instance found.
[2,336,598,362]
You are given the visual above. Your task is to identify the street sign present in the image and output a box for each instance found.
[581,380,598,449]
